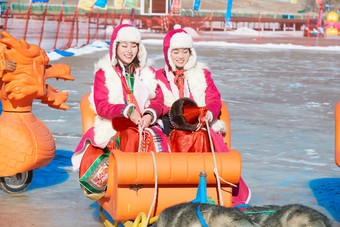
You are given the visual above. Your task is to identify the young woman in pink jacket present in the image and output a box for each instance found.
[156,28,251,207]
[72,24,168,200]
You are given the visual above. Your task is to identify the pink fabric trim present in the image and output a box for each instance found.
[210,128,250,206]
[156,68,171,115]
[71,127,97,170]
[94,68,126,119]
[204,69,221,121]
[157,67,221,120]
[209,128,229,153]
[74,128,96,154]
[151,125,170,153]
[147,83,164,119]
[156,68,172,91]
[232,177,250,207]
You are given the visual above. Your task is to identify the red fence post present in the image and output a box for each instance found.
[104,8,108,40]
[4,0,10,31]
[39,2,49,47]
[210,9,213,41]
[307,9,310,47]
[86,5,94,46]
[167,7,170,33]
[75,5,79,47]
[95,8,100,40]
[258,10,261,45]
[119,6,125,25]
[65,4,78,49]
[112,7,115,28]
[24,1,32,40]
[53,3,65,50]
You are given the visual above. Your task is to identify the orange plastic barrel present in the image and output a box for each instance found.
[336,100,340,167]
[98,149,241,221]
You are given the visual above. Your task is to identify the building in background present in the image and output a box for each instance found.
[140,0,171,15]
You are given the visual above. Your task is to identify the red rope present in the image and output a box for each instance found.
[258,10,261,45]
[75,6,79,47]
[24,1,32,40]
[307,10,310,47]
[167,7,170,33]
[103,9,108,40]
[119,6,125,25]
[39,2,49,47]
[112,7,115,28]
[4,0,10,31]
[53,3,65,50]
[95,9,100,40]
[65,4,78,50]
[210,10,213,41]
[86,5,94,46]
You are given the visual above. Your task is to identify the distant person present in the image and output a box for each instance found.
[72,24,167,200]
[156,28,251,206]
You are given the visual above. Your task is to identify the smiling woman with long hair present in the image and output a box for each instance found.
[72,24,168,200]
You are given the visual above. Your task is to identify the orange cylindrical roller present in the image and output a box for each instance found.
[114,150,241,185]
[336,100,340,167]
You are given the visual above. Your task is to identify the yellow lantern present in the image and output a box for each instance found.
[326,12,339,23]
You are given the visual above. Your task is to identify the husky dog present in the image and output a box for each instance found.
[154,202,259,227]
[243,204,332,227]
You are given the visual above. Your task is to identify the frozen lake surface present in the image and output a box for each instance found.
[1,41,339,226]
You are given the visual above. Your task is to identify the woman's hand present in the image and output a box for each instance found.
[129,109,142,126]
[201,112,212,123]
[141,114,152,129]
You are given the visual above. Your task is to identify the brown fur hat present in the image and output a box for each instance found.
[169,98,207,131]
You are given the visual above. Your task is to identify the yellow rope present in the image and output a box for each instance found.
[132,213,159,227]
[98,205,159,227]
[98,205,118,227]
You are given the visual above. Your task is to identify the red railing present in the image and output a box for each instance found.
[0,3,215,51]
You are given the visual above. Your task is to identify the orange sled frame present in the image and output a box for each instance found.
[336,100,340,167]
[80,93,242,225]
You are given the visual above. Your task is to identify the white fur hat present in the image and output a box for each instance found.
[163,28,197,71]
[109,24,147,68]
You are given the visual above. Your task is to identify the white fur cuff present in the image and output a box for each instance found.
[123,104,136,118]
[210,119,227,134]
[143,108,157,125]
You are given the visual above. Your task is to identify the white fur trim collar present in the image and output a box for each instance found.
[89,54,157,145]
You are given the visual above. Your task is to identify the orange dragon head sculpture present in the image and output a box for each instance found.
[0,31,74,112]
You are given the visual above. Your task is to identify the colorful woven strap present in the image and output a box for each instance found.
[113,65,141,114]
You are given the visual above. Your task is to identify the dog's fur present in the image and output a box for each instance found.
[243,204,332,227]
[154,202,259,227]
